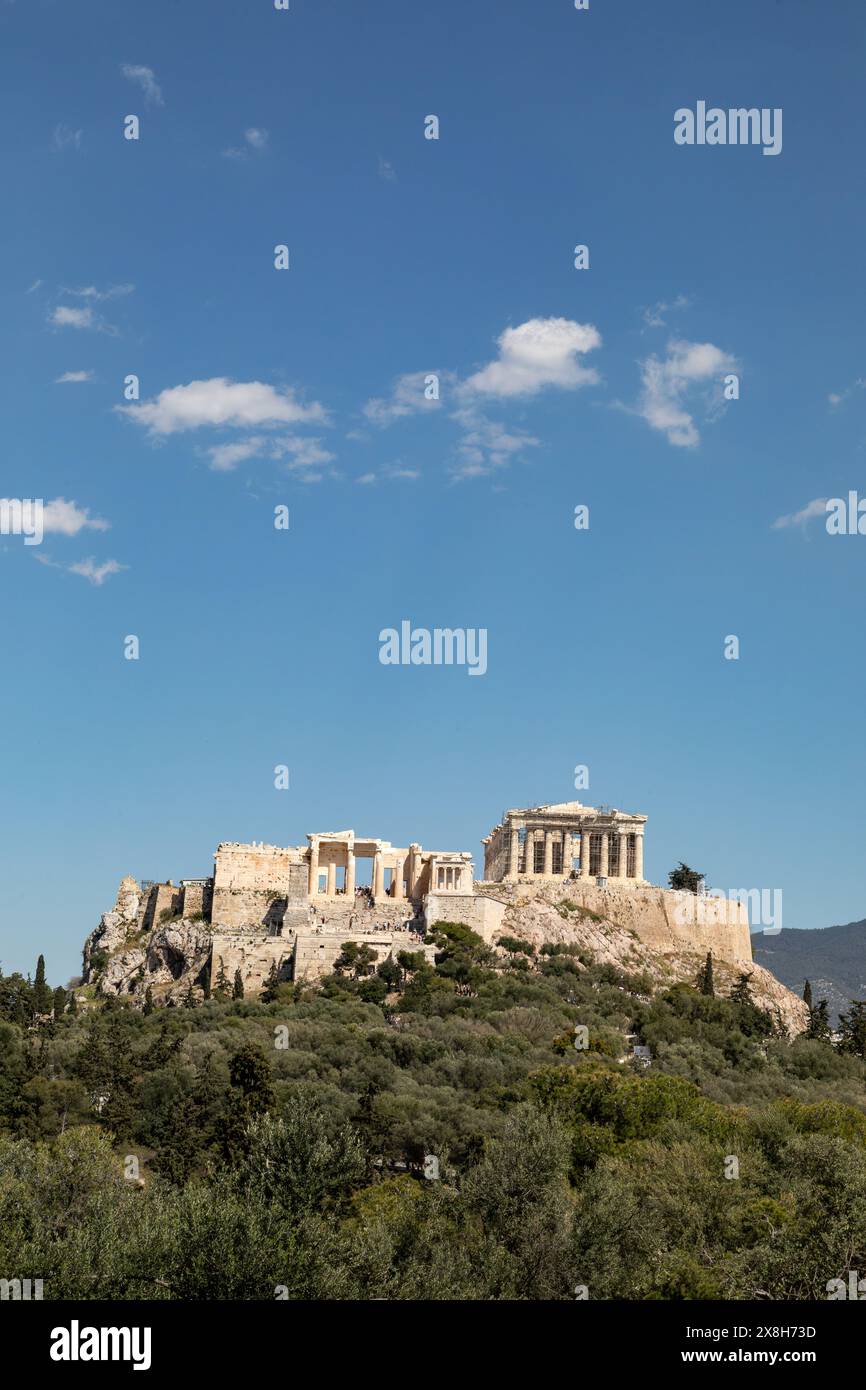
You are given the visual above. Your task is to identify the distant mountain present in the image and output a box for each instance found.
[752,919,866,1023]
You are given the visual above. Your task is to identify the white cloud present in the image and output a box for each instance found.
[207,437,267,472]
[26,279,43,294]
[118,377,327,436]
[205,433,335,475]
[354,466,419,485]
[451,406,539,478]
[51,124,82,153]
[68,557,126,586]
[55,370,93,384]
[42,498,109,535]
[378,155,397,182]
[121,64,163,106]
[642,294,690,329]
[462,317,601,398]
[3,497,107,537]
[61,284,134,301]
[636,338,738,447]
[828,378,865,408]
[50,305,94,330]
[223,128,270,158]
[771,498,828,530]
[363,370,448,426]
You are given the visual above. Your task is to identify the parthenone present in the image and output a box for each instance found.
[482,801,647,884]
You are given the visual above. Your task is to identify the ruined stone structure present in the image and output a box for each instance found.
[85,797,764,1006]
[482,801,647,884]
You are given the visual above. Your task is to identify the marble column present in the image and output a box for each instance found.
[409,844,421,896]
[524,831,535,876]
[634,834,644,881]
[599,831,609,878]
[345,846,355,896]
[580,827,591,878]
[326,860,336,897]
[373,848,385,900]
[619,832,630,878]
[394,858,405,898]
[508,827,520,879]
[543,830,553,876]
[562,830,573,875]
[308,837,319,897]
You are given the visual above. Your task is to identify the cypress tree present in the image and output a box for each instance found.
[803,979,813,1008]
[806,998,832,1042]
[143,985,154,1017]
[697,952,714,997]
[232,969,245,1000]
[34,954,52,1015]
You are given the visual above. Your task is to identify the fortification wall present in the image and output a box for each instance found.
[210,933,294,996]
[473,880,752,964]
[294,930,433,983]
[424,892,509,941]
[212,842,308,929]
[180,881,213,919]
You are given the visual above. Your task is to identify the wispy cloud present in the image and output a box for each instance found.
[223,127,270,159]
[48,304,118,335]
[54,370,94,384]
[642,294,690,329]
[206,433,335,479]
[378,155,397,182]
[35,553,125,585]
[828,378,866,408]
[51,124,82,153]
[635,338,738,447]
[771,498,828,530]
[61,284,134,302]
[121,64,164,106]
[363,370,449,427]
[451,406,539,479]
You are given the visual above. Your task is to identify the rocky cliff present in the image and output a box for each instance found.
[82,875,809,1034]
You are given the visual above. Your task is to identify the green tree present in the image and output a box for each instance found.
[729,971,753,1006]
[803,979,813,1009]
[806,998,832,1042]
[213,959,230,1001]
[696,952,714,997]
[837,1000,866,1058]
[668,863,704,894]
[143,985,154,1016]
[33,955,52,1015]
[232,969,244,1001]
[52,986,67,1019]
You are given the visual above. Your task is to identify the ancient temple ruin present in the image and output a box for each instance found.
[482,801,647,883]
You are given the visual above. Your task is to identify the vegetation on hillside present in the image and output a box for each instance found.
[2,922,866,1300]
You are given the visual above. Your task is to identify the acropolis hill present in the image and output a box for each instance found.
[81,800,805,1032]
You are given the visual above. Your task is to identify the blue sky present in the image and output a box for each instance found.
[2,0,866,982]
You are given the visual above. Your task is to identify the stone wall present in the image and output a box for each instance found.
[293,930,434,983]
[210,933,294,996]
[180,881,213,919]
[474,879,752,964]
[212,842,308,929]
[424,892,509,941]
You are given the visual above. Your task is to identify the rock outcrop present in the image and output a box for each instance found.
[486,882,808,1036]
